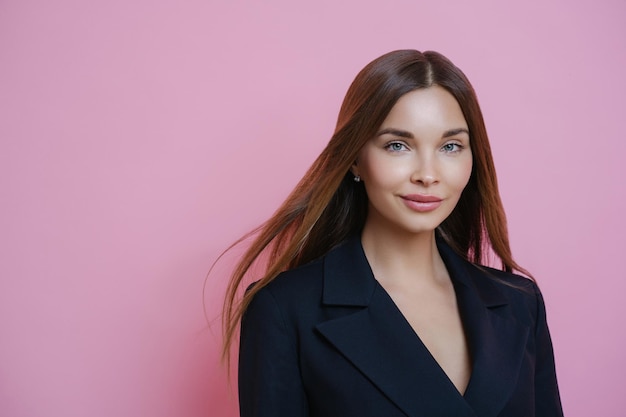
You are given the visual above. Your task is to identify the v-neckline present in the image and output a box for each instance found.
[318,236,528,416]
[372,280,473,398]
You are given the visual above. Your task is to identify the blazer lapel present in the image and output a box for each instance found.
[438,241,530,417]
[315,237,477,417]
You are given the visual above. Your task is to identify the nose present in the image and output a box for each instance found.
[410,154,438,187]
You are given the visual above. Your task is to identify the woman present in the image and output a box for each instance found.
[221,50,563,417]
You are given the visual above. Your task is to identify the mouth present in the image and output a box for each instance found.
[400,194,443,212]
[402,194,443,203]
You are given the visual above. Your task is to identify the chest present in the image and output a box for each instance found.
[384,284,472,394]
[306,279,535,417]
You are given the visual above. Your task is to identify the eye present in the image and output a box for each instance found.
[441,142,463,153]
[384,142,409,152]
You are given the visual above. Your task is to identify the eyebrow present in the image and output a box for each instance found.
[376,127,470,139]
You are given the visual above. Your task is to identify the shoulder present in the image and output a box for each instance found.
[246,237,366,325]
[473,264,536,293]
[252,237,361,303]
[437,236,538,303]
[245,255,327,325]
[464,262,544,327]
[438,238,540,313]
[265,257,325,300]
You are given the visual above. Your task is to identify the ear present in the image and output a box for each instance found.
[349,159,359,178]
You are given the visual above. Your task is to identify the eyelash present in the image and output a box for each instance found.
[441,143,464,153]
[384,141,465,153]
[384,141,409,152]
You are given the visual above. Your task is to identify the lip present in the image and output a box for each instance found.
[400,194,443,212]
[402,194,442,203]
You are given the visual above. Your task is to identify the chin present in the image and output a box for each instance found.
[387,219,444,236]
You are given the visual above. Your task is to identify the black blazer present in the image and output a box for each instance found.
[239,236,563,417]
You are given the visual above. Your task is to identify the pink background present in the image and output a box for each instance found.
[1,0,625,416]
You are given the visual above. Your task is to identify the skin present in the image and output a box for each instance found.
[351,85,474,394]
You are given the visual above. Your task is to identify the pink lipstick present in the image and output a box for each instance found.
[401,194,443,212]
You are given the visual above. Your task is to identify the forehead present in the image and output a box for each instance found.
[380,86,468,131]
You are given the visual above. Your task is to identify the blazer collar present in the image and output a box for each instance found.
[321,236,377,306]
[321,235,508,307]
[316,236,529,417]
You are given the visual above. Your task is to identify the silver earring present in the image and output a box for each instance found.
[353,175,361,182]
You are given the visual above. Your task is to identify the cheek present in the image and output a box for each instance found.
[360,154,411,185]
[448,157,473,190]
[462,159,473,185]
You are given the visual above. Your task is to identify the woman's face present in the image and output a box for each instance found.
[353,86,473,236]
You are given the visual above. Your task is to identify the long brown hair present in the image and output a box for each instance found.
[221,49,529,361]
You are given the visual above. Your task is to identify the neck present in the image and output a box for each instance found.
[360,223,448,287]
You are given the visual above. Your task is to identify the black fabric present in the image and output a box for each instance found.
[238,236,563,417]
